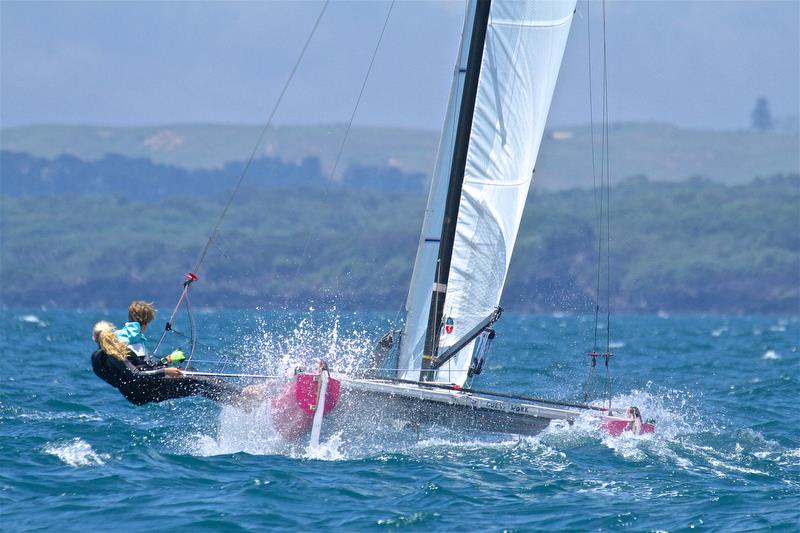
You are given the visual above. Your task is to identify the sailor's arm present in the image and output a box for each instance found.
[130,365,183,377]
[118,356,183,377]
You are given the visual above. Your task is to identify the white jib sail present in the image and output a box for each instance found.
[436,0,577,385]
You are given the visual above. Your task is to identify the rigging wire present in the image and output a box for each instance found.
[153,1,330,355]
[601,0,613,408]
[585,0,599,403]
[583,0,613,408]
[329,0,396,185]
[191,0,330,276]
[589,0,601,355]
[156,2,402,378]
[183,282,198,367]
[163,328,226,357]
[274,0,406,370]
[290,0,396,285]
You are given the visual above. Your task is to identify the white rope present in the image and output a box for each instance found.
[180,371,278,380]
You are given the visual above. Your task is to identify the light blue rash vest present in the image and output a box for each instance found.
[114,322,148,356]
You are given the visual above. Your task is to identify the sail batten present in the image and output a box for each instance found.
[399,0,577,386]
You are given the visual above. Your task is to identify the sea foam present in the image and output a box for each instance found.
[17,314,48,327]
[42,438,109,467]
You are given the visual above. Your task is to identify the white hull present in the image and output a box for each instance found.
[335,375,589,437]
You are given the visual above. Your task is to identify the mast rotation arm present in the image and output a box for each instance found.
[430,306,502,370]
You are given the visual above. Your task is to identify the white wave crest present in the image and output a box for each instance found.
[768,322,787,332]
[711,326,728,337]
[17,314,48,327]
[43,438,109,467]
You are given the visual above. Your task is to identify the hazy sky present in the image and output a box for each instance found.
[1,0,798,130]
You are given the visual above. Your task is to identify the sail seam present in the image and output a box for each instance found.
[463,176,534,186]
[491,15,573,28]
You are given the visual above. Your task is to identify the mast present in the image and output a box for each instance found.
[420,0,492,381]
[398,0,577,386]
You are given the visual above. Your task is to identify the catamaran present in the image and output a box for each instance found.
[162,0,654,444]
[328,0,653,440]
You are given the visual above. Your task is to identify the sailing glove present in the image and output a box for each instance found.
[162,350,186,365]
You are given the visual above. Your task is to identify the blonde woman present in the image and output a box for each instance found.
[91,320,244,406]
[92,320,116,343]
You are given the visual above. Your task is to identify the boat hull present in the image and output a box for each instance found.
[602,418,656,436]
[270,373,341,440]
[274,375,654,439]
[337,377,578,437]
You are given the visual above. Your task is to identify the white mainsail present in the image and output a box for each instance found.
[398,0,577,385]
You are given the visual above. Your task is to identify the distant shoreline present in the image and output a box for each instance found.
[2,121,797,190]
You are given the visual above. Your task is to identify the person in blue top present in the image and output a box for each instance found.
[92,320,263,406]
[94,301,266,407]
[115,301,156,356]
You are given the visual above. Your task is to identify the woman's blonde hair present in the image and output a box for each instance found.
[92,321,131,361]
[92,320,116,340]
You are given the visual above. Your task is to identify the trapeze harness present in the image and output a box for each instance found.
[91,349,241,406]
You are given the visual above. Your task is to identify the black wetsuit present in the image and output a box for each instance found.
[91,350,242,405]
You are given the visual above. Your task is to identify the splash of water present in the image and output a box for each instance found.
[231,310,378,377]
[180,312,797,476]
[184,310,382,459]
[305,432,345,461]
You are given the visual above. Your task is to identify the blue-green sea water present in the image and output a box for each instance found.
[1,309,798,531]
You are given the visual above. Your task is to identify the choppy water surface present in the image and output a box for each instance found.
[1,310,798,531]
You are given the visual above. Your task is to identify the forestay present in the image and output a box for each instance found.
[397,0,577,385]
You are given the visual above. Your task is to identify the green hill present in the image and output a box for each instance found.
[2,122,797,190]
[1,175,797,314]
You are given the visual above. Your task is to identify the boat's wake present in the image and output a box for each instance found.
[174,314,795,483]
[539,388,796,483]
[182,398,348,460]
[542,387,703,450]
[177,384,797,489]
